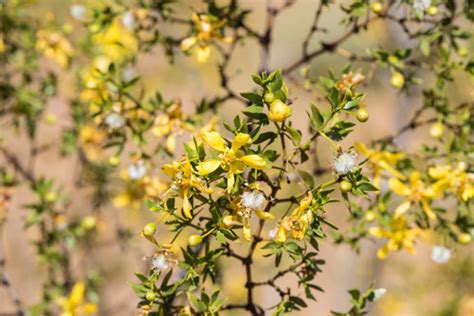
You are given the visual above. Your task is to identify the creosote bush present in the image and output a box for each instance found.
[0,0,473,315]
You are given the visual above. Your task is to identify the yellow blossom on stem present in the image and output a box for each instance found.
[113,170,167,210]
[275,193,314,242]
[92,19,137,61]
[389,171,440,220]
[180,13,232,63]
[80,56,111,105]
[57,282,97,316]
[152,101,194,153]
[197,131,268,192]
[79,124,106,162]
[223,191,274,241]
[36,29,73,68]
[369,216,422,259]
[162,156,213,219]
[429,163,474,201]
[355,142,406,188]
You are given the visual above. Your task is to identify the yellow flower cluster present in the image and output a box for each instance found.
[355,142,405,188]
[429,163,473,202]
[197,132,267,192]
[152,101,194,153]
[369,216,422,259]
[162,157,213,218]
[389,171,439,220]
[92,19,137,61]
[79,124,106,162]
[113,169,167,210]
[36,29,73,68]
[275,193,314,242]
[223,190,275,241]
[57,282,97,316]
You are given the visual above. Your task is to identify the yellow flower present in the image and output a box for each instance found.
[429,162,473,201]
[79,124,106,162]
[369,216,422,259]
[275,193,314,242]
[336,71,365,92]
[180,13,232,63]
[57,282,97,316]
[92,19,137,61]
[389,171,440,220]
[197,132,267,192]
[80,56,111,104]
[36,29,73,68]
[355,142,406,188]
[429,122,444,138]
[162,156,213,219]
[113,170,167,210]
[152,101,194,153]
[223,190,274,241]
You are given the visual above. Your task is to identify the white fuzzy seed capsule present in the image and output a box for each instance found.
[333,152,357,175]
[241,191,266,210]
[431,245,451,264]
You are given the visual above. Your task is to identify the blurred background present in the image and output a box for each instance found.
[0,0,473,315]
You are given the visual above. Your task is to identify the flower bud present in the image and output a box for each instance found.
[426,6,439,16]
[339,180,353,192]
[457,47,468,57]
[370,2,383,13]
[143,222,156,237]
[268,100,292,122]
[145,290,156,302]
[81,216,97,230]
[44,113,57,125]
[429,122,444,138]
[188,234,203,247]
[46,191,57,202]
[356,108,369,122]
[263,91,275,103]
[108,155,120,166]
[459,233,472,244]
[365,211,376,222]
[390,72,405,89]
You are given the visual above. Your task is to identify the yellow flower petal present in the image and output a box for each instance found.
[201,131,226,152]
[231,133,250,151]
[82,303,98,314]
[389,178,411,196]
[254,209,275,220]
[393,201,412,218]
[379,160,406,180]
[369,227,385,238]
[239,155,267,170]
[421,199,436,220]
[182,193,192,219]
[377,245,390,259]
[197,159,221,175]
[70,282,85,306]
[112,192,131,208]
[275,222,288,243]
[180,36,197,51]
[196,45,211,63]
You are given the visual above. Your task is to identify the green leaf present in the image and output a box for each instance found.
[309,103,324,131]
[240,92,262,104]
[286,125,302,146]
[357,181,379,193]
[254,131,277,144]
[298,170,315,188]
